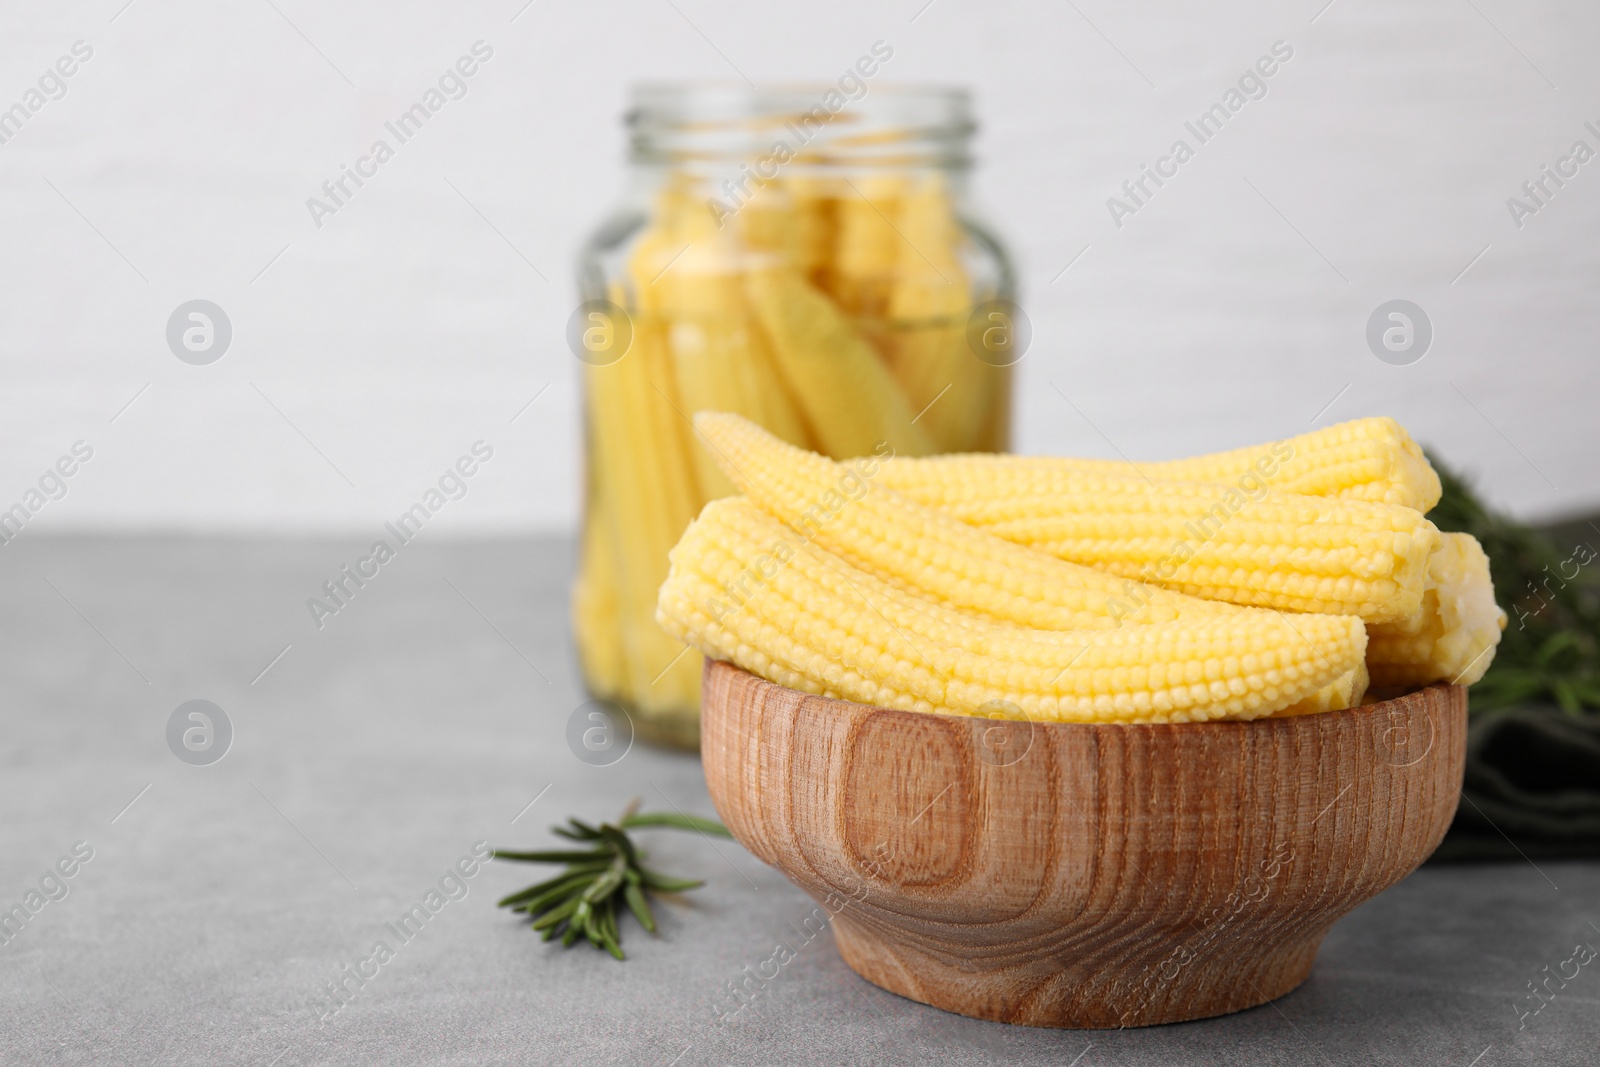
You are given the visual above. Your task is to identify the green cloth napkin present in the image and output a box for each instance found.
[1432,705,1600,861]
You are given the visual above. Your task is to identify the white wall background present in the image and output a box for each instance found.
[1,0,1595,535]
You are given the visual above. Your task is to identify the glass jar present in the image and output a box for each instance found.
[572,81,1016,749]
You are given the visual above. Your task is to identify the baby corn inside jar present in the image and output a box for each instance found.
[572,80,1017,748]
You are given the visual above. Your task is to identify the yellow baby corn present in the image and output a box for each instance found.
[657,496,1369,724]
[694,412,1235,631]
[881,417,1442,512]
[744,268,934,460]
[1146,417,1441,510]
[831,174,905,321]
[652,196,812,499]
[582,314,703,728]
[875,464,1440,623]
[884,176,995,454]
[1367,532,1507,688]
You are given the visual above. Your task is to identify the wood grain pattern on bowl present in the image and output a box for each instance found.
[700,659,1467,1028]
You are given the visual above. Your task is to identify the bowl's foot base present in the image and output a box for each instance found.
[831,915,1325,1029]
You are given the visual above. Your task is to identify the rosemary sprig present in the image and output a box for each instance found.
[494,800,732,959]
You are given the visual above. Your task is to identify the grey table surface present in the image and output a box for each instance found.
[2,534,1596,1067]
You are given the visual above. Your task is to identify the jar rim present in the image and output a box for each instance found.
[626,81,975,168]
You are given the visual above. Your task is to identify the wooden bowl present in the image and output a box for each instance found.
[700,660,1466,1028]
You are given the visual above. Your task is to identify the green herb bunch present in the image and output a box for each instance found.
[494,802,731,959]
[1428,453,1600,714]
